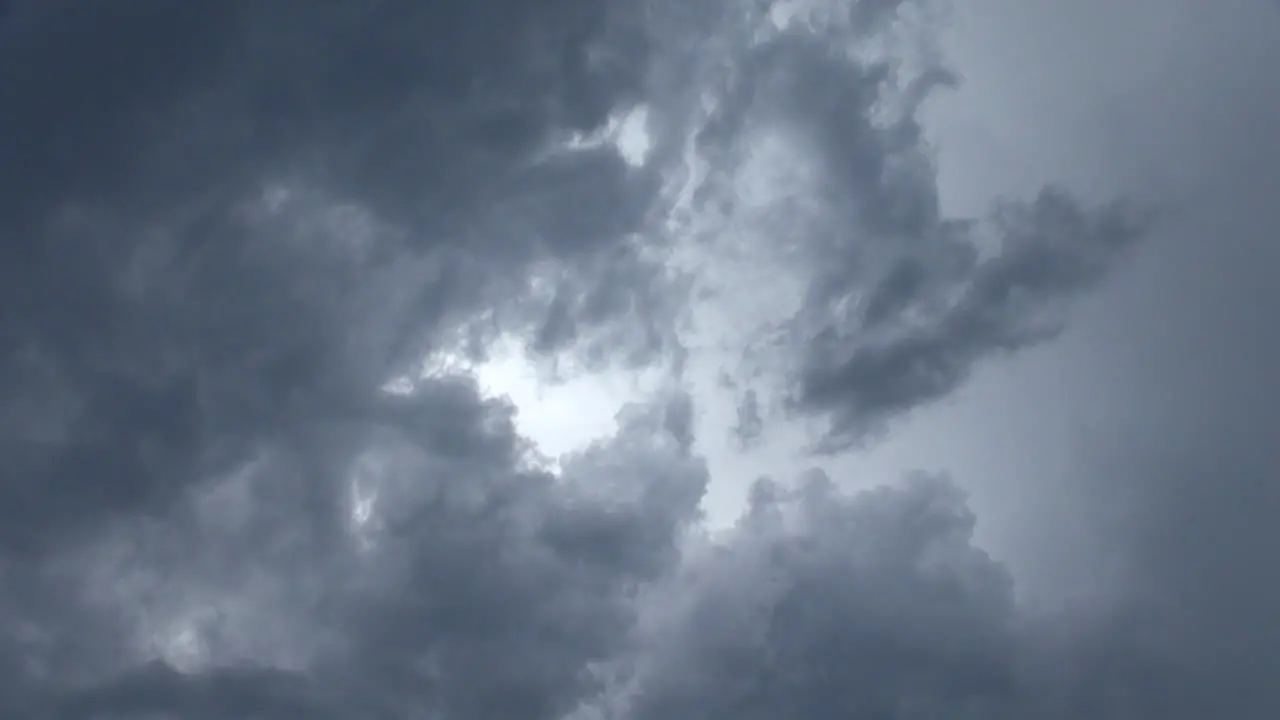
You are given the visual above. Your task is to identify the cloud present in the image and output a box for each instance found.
[8,0,1268,719]
[4,381,706,718]
[622,472,1020,719]
[0,1,698,714]
[677,18,1152,451]
[0,0,682,556]
[580,455,1280,720]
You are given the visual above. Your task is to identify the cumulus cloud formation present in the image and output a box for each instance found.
[3,0,1272,717]
[621,472,1020,719]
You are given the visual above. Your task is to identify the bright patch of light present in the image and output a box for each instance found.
[613,105,653,167]
[768,0,807,30]
[398,335,658,474]
[380,375,415,395]
[557,104,653,168]
[471,337,656,470]
[347,454,382,551]
[351,485,376,527]
[151,610,214,672]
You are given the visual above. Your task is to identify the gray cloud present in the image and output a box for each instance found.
[682,21,1151,451]
[595,459,1276,719]
[794,190,1151,451]
[625,472,1020,719]
[731,388,765,450]
[3,0,1271,718]
[4,382,706,718]
[0,0,681,557]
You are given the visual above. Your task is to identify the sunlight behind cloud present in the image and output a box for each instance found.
[471,337,659,470]
[557,104,654,168]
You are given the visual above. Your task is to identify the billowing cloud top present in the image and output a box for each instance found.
[2,0,1270,718]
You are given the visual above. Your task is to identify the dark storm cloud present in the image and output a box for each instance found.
[3,0,1260,718]
[624,0,1280,712]
[685,20,1151,451]
[3,382,706,718]
[795,190,1151,451]
[0,0,677,556]
[0,0,695,714]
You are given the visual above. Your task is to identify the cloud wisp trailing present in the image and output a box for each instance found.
[3,0,1272,718]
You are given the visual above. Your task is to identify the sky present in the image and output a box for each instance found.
[1,1,1277,718]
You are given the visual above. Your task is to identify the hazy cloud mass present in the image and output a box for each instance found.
[2,0,1276,718]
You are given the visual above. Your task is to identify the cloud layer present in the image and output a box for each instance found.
[4,0,1271,718]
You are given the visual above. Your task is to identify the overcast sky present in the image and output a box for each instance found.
[2,1,1278,718]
